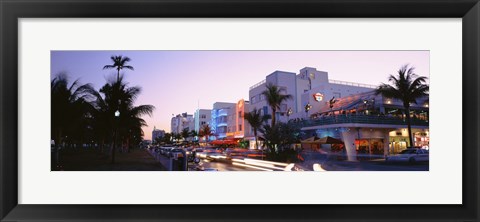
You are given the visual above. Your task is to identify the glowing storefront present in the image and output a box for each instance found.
[301,91,429,161]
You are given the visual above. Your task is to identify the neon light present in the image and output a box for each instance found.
[313,93,324,102]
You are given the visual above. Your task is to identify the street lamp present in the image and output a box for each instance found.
[112,110,120,164]
[304,103,312,119]
[329,97,337,115]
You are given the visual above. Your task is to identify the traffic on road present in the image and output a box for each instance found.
[146,145,429,171]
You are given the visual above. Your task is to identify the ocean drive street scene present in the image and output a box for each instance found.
[51,51,429,171]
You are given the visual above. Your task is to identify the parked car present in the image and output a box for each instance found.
[386,148,429,164]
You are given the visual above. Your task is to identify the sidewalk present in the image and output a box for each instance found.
[58,148,167,171]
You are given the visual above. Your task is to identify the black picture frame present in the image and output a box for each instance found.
[1,0,479,221]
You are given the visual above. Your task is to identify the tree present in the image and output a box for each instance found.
[243,108,270,150]
[189,130,198,142]
[92,76,154,163]
[261,122,301,161]
[261,83,293,127]
[173,133,182,142]
[51,73,95,150]
[199,124,213,144]
[375,65,429,147]
[103,55,134,81]
[163,133,172,144]
[181,128,190,142]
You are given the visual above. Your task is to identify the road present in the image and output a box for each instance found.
[300,151,429,171]
[194,159,257,171]
[149,148,429,171]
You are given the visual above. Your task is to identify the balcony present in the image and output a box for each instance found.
[300,114,429,128]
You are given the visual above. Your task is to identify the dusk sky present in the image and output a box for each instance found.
[51,51,429,140]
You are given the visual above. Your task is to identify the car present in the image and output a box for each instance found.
[385,148,429,164]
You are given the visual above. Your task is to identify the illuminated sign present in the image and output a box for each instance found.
[313,93,324,102]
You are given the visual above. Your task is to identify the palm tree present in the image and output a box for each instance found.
[163,133,172,144]
[243,108,270,150]
[375,65,429,147]
[173,133,182,142]
[120,104,155,152]
[93,77,154,163]
[103,55,134,81]
[262,83,293,127]
[51,73,95,150]
[189,130,198,143]
[51,73,95,170]
[181,128,190,142]
[199,124,213,144]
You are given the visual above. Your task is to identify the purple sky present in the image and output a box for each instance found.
[51,51,429,140]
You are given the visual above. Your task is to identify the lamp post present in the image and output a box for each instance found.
[304,103,312,119]
[329,97,336,115]
[111,110,120,164]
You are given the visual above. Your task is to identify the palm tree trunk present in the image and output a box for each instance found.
[271,108,276,127]
[53,129,63,170]
[117,68,120,82]
[405,106,414,147]
[254,130,258,150]
[111,130,117,164]
[254,130,262,160]
[126,136,130,153]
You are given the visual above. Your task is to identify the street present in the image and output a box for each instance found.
[147,148,429,171]
[196,160,257,171]
[300,151,429,171]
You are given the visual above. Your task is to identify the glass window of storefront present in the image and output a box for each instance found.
[355,139,384,156]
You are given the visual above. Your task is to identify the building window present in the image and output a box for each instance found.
[263,106,268,115]
[239,124,242,131]
[238,111,242,118]
[251,96,256,104]
[260,94,265,101]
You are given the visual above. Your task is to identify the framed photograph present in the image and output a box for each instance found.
[1,0,479,221]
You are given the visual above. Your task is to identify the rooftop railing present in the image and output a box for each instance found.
[298,114,429,128]
[329,79,377,89]
[249,79,266,90]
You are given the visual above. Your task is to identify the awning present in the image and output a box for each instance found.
[210,139,238,145]
[315,136,344,144]
[301,136,344,144]
[300,136,319,144]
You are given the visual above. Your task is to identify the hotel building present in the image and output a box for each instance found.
[248,67,429,157]
[170,112,195,134]
[248,67,374,124]
[300,90,429,161]
[225,99,253,140]
[152,127,165,141]
[210,102,236,139]
[194,109,212,133]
